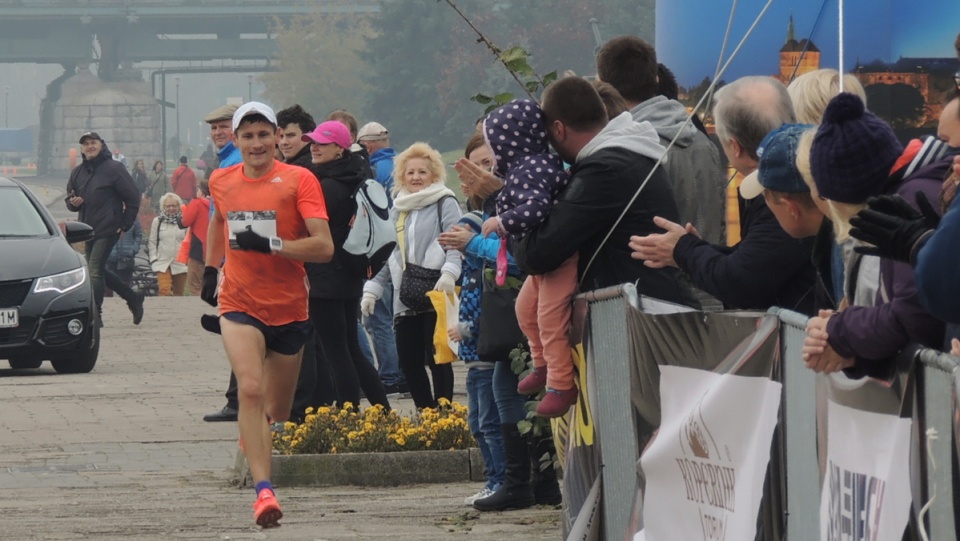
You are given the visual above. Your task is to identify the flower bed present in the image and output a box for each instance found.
[232,400,484,487]
[272,399,475,455]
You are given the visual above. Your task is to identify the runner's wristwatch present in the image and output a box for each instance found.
[269,236,283,253]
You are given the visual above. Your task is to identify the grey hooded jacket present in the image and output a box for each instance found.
[631,96,726,245]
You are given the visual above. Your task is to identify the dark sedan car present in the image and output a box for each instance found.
[0,177,99,373]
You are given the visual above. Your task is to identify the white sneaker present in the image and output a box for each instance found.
[464,487,494,505]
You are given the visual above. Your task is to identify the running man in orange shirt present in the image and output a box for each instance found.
[201,102,333,528]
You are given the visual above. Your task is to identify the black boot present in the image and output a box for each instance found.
[473,423,535,511]
[531,429,562,506]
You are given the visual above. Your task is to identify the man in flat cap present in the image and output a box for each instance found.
[201,102,247,423]
[66,131,145,326]
[205,103,242,171]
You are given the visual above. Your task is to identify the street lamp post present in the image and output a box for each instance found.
[174,76,181,159]
[247,74,253,101]
[2,86,8,128]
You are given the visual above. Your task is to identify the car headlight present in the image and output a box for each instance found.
[34,267,87,294]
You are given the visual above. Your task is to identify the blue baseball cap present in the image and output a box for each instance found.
[740,123,816,199]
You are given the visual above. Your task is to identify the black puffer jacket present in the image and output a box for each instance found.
[304,151,373,299]
[513,145,699,306]
[65,144,141,238]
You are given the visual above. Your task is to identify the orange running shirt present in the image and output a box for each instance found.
[209,160,328,326]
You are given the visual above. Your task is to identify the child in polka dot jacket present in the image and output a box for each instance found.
[479,98,579,418]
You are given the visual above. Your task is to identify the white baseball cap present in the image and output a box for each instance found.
[232,101,277,132]
[357,121,389,142]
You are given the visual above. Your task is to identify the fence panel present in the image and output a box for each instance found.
[774,308,821,541]
[571,291,959,541]
[581,284,640,541]
[916,348,959,540]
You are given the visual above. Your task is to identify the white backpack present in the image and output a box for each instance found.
[344,179,397,277]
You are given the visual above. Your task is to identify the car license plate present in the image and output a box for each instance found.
[0,308,18,328]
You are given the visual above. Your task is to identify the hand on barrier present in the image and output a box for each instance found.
[802,310,855,373]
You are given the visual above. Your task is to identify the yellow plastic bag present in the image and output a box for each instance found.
[427,289,459,365]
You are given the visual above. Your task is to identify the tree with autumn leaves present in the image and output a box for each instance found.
[264,0,653,151]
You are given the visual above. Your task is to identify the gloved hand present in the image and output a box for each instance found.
[434,271,456,293]
[360,292,378,317]
[200,266,219,307]
[850,192,939,264]
[235,226,271,253]
[200,314,222,335]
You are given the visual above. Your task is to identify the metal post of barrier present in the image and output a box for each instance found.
[772,308,821,541]
[916,348,959,540]
[580,283,638,541]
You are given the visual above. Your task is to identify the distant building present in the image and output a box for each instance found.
[772,15,952,127]
[854,57,957,126]
[779,16,820,84]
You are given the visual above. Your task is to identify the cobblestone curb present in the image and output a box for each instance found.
[235,448,488,487]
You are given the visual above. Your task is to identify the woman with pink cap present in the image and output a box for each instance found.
[300,120,391,410]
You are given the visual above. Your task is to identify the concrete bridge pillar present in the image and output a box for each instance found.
[48,66,161,176]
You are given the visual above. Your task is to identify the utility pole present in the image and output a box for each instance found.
[2,86,8,128]
[174,76,181,159]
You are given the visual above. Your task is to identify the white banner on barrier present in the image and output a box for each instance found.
[638,365,782,541]
[819,400,911,541]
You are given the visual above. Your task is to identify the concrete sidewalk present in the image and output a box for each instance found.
[0,297,562,540]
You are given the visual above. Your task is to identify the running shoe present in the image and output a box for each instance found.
[253,489,283,528]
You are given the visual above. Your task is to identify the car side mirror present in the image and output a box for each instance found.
[63,221,94,244]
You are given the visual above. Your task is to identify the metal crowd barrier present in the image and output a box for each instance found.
[914,348,959,539]
[567,285,960,541]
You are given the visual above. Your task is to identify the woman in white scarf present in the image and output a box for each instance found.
[148,192,187,296]
[362,142,462,409]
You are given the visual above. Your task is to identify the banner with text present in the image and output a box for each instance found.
[639,366,782,541]
[819,401,912,541]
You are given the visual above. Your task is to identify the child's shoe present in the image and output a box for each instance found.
[536,386,579,418]
[517,366,547,395]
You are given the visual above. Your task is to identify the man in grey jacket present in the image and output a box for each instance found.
[597,36,726,246]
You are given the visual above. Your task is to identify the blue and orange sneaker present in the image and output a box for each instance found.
[253,489,283,528]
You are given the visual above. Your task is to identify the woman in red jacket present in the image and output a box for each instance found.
[177,179,211,295]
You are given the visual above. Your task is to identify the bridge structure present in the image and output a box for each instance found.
[0,0,378,75]
[0,0,379,172]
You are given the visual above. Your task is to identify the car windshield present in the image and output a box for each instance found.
[0,187,53,237]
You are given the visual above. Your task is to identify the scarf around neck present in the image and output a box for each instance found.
[393,182,456,211]
[160,210,182,225]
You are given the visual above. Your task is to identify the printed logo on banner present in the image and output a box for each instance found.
[640,366,781,541]
[570,342,595,448]
[819,401,911,541]
[824,460,886,540]
[675,393,737,538]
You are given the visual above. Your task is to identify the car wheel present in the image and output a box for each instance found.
[8,358,43,369]
[51,324,99,374]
